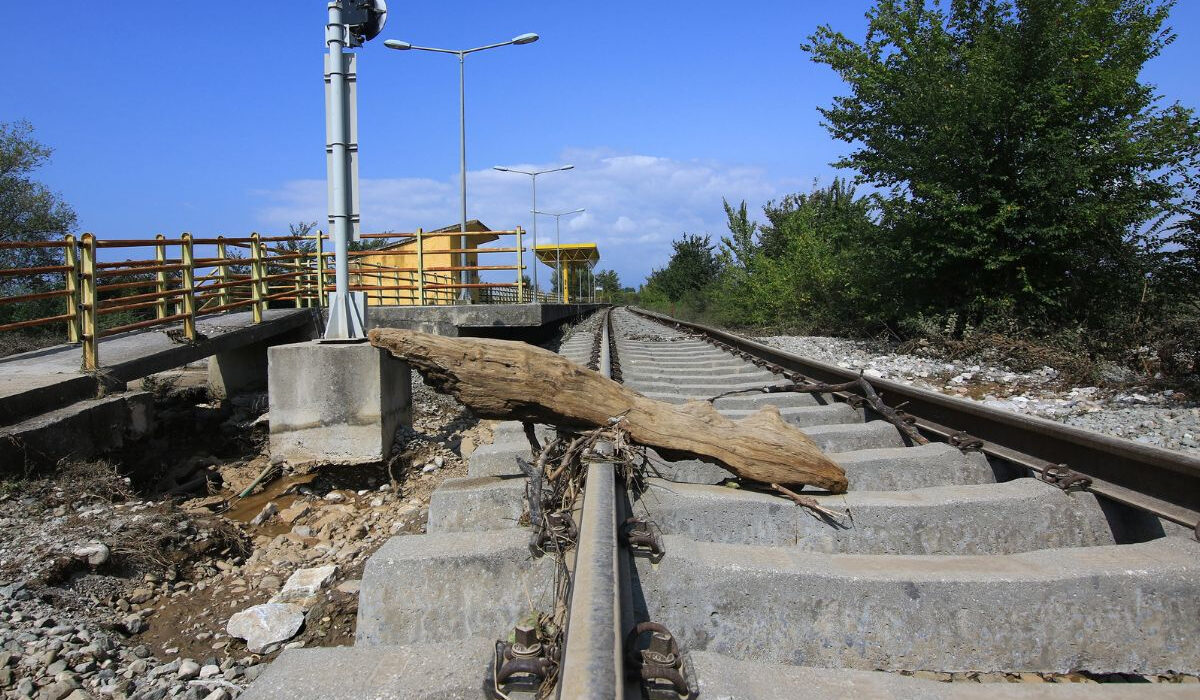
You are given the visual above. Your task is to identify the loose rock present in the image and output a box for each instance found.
[226,603,305,653]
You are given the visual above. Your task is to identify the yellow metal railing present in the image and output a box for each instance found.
[0,226,538,371]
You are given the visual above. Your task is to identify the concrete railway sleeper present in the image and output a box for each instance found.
[243,307,1200,698]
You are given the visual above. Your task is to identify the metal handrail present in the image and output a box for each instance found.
[0,225,550,368]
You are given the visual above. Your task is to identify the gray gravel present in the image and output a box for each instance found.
[756,335,1200,456]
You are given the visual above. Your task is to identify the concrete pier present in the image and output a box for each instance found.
[267,340,411,466]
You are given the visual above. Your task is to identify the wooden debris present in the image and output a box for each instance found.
[369,329,848,493]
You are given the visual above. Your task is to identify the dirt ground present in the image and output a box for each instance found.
[0,363,491,699]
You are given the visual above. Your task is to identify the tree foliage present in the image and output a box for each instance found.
[804,0,1200,325]
[0,121,76,270]
[643,234,721,305]
[707,180,882,329]
[0,121,78,344]
[594,269,621,301]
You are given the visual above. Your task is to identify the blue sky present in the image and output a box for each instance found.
[7,1,1200,288]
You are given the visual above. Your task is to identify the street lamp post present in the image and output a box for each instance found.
[384,33,538,297]
[492,165,574,300]
[532,208,584,302]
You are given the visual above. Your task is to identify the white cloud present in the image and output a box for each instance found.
[254,148,788,287]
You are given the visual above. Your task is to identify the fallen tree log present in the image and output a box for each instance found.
[369,329,848,493]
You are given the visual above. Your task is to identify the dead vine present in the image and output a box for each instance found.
[708,371,929,447]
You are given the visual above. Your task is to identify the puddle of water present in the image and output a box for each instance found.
[225,473,318,537]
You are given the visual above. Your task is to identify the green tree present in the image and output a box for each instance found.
[594,269,620,301]
[805,0,1200,327]
[0,121,78,342]
[711,179,882,329]
[644,234,721,304]
[0,120,77,270]
[719,199,758,272]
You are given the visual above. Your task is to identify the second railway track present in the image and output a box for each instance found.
[244,306,1200,699]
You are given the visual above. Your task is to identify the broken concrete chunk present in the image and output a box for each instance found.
[226,603,305,653]
[279,503,311,524]
[270,565,337,607]
[71,543,110,568]
[249,502,277,526]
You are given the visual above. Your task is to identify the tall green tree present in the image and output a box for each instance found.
[805,0,1200,326]
[594,269,620,300]
[0,121,77,270]
[710,179,882,329]
[719,199,758,272]
[644,234,721,303]
[0,121,77,337]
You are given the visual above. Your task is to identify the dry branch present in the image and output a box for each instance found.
[709,373,928,446]
[369,329,848,493]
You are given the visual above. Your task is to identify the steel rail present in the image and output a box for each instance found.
[556,309,636,698]
[630,307,1200,530]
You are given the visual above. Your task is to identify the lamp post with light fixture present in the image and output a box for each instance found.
[533,208,585,302]
[384,33,538,296]
[492,165,573,299]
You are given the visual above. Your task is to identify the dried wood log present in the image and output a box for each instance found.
[369,329,848,493]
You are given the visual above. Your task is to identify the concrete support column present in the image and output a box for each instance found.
[208,341,270,400]
[209,327,316,400]
[268,340,411,466]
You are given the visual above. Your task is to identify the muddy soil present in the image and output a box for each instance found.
[0,363,490,699]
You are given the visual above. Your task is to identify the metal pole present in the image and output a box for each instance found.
[216,236,231,309]
[250,233,264,324]
[515,226,524,302]
[325,1,365,338]
[154,234,168,319]
[458,52,469,297]
[315,229,327,306]
[417,228,426,305]
[180,233,197,338]
[555,214,562,302]
[80,233,98,371]
[531,173,538,300]
[64,234,80,343]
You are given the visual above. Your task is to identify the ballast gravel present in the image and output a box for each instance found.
[756,335,1199,456]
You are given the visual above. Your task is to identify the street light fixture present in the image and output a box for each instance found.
[492,165,574,300]
[383,33,538,297]
[532,208,585,302]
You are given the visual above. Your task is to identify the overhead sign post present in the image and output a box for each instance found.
[323,0,386,340]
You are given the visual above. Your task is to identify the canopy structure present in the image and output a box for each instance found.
[533,243,600,303]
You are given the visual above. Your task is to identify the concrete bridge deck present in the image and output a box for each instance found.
[0,309,317,426]
[0,303,603,428]
[0,303,601,471]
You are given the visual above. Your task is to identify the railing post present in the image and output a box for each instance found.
[250,232,264,323]
[315,230,327,307]
[64,234,81,343]
[79,233,98,371]
[180,233,197,340]
[416,228,427,305]
[154,233,168,319]
[291,239,303,309]
[216,236,231,310]
[515,227,525,303]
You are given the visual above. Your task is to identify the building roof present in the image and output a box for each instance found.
[533,243,600,265]
[372,219,499,251]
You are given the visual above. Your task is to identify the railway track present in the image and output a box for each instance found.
[244,306,1200,699]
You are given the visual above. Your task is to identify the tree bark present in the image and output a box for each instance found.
[369,329,848,493]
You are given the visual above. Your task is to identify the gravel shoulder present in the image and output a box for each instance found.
[756,334,1200,456]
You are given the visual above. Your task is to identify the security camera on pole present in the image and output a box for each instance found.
[324,0,387,340]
